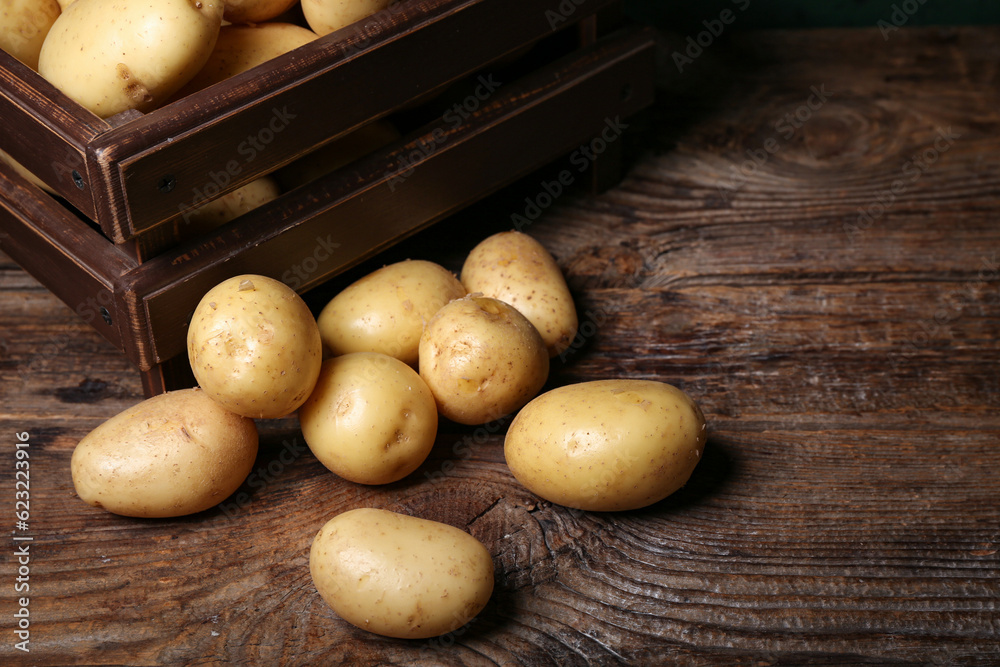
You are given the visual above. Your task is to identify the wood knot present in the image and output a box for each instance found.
[567,245,645,289]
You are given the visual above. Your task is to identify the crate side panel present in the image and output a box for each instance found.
[0,51,109,218]
[90,0,622,243]
[0,161,136,352]
[125,29,656,366]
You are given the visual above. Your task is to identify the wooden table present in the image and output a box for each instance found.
[2,25,999,665]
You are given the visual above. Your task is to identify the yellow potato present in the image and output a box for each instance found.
[461,230,578,358]
[170,22,317,99]
[273,120,400,190]
[418,295,548,425]
[37,0,223,117]
[187,274,323,419]
[301,0,392,37]
[317,259,465,366]
[180,175,281,234]
[309,508,494,639]
[504,379,707,512]
[0,0,62,71]
[70,387,258,518]
[223,0,298,24]
[298,352,438,485]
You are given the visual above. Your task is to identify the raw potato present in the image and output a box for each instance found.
[223,0,298,24]
[0,0,62,71]
[504,379,708,512]
[170,22,317,100]
[70,387,258,518]
[37,0,223,117]
[187,274,323,419]
[461,230,578,358]
[180,175,281,234]
[298,352,438,485]
[418,295,549,425]
[309,508,494,639]
[302,0,393,37]
[317,259,465,366]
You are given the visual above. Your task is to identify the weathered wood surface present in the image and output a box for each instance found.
[2,25,999,665]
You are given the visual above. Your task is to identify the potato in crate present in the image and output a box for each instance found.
[0,0,656,395]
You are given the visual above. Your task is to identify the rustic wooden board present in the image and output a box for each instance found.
[1,25,999,665]
[123,27,655,374]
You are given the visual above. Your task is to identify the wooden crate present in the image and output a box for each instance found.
[0,0,656,396]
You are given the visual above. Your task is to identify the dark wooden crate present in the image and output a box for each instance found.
[0,0,656,396]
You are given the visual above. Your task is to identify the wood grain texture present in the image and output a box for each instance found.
[0,158,137,354]
[89,0,622,242]
[0,50,108,217]
[1,25,999,666]
[123,27,655,372]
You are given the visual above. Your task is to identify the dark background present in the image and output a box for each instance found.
[624,0,1000,31]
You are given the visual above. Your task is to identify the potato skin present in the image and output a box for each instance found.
[70,388,258,518]
[460,231,578,358]
[302,0,392,37]
[37,0,223,117]
[0,0,62,71]
[298,352,438,485]
[318,259,465,367]
[187,274,323,419]
[170,22,317,100]
[418,295,549,425]
[504,380,707,511]
[179,175,281,234]
[222,0,298,25]
[309,508,494,639]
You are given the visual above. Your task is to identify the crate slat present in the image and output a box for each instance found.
[118,27,656,372]
[0,0,653,394]
[99,0,622,242]
[0,160,135,351]
[0,51,108,218]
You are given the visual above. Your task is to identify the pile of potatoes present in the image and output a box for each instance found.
[69,229,708,639]
[2,0,398,118]
[1,0,405,230]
